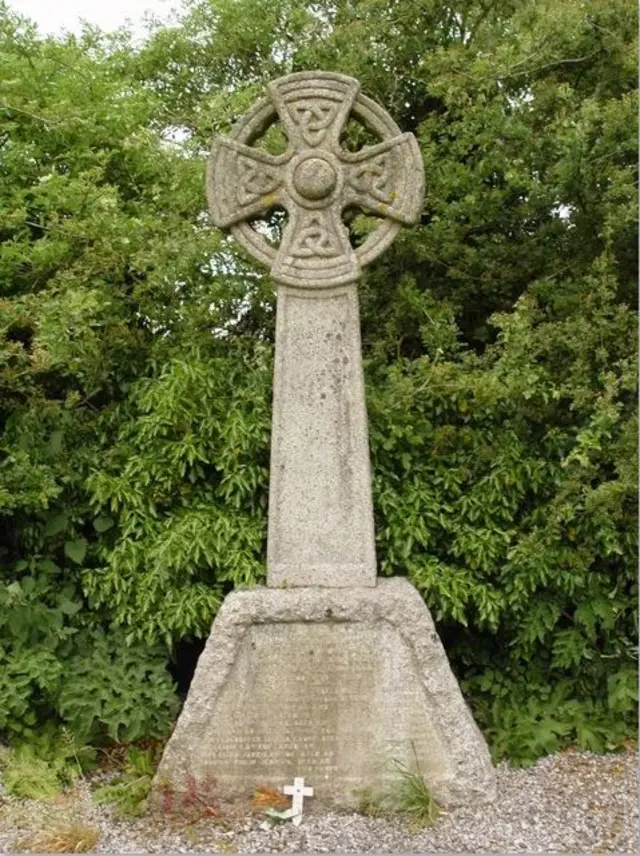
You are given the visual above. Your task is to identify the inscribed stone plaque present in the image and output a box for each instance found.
[200,622,444,793]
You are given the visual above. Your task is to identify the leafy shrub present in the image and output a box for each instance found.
[92,747,158,817]
[58,634,180,744]
[0,558,178,746]
[1,726,95,797]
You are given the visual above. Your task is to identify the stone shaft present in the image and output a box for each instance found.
[267,283,376,587]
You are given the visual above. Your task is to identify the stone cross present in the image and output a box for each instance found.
[207,71,424,588]
[283,776,313,825]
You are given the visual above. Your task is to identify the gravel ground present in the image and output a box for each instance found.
[0,750,637,853]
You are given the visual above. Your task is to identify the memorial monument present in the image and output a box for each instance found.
[154,70,495,809]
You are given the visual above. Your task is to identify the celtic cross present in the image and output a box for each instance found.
[207,71,424,588]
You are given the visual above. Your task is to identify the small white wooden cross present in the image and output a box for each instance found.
[283,777,313,826]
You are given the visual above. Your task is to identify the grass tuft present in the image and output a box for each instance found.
[354,751,442,827]
[17,823,100,853]
[389,758,441,825]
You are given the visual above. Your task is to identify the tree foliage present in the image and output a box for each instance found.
[0,0,637,763]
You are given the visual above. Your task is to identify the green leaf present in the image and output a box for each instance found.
[49,431,64,454]
[64,540,87,565]
[93,515,115,533]
[44,513,67,537]
[59,599,82,616]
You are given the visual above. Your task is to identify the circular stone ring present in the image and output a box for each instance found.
[207,70,425,289]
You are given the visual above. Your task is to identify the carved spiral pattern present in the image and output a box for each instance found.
[207,71,424,289]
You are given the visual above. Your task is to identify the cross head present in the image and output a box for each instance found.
[208,70,423,290]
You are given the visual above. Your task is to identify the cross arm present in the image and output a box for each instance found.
[340,133,424,225]
[207,137,290,228]
[272,205,359,287]
[267,73,360,150]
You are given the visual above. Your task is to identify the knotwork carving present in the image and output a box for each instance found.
[237,154,281,206]
[207,71,424,289]
[291,215,341,258]
[348,154,391,204]
[292,103,338,147]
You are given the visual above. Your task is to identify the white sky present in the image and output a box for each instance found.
[10,0,174,36]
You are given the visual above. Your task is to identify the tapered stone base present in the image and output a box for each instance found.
[153,578,495,809]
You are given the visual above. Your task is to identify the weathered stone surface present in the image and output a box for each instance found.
[206,70,424,290]
[267,283,376,587]
[153,578,496,808]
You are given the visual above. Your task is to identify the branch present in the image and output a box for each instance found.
[0,104,56,125]
[497,51,601,81]
[450,49,601,85]
[466,1,495,44]
[25,220,48,232]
